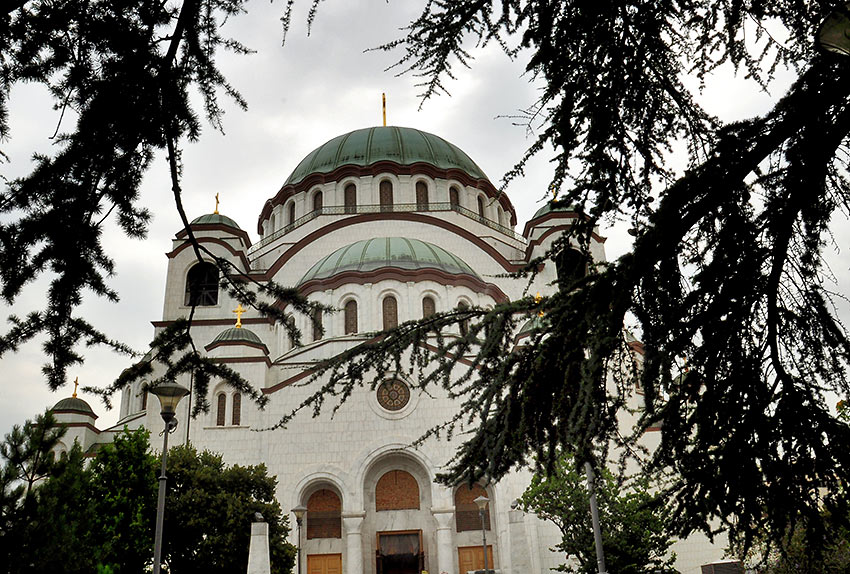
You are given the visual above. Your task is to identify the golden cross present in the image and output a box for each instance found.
[233,304,246,328]
[214,192,220,214]
[72,376,79,398]
[549,183,558,199]
[382,92,387,126]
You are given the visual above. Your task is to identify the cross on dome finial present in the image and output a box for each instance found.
[534,292,545,318]
[382,93,387,127]
[214,192,220,214]
[72,376,79,398]
[233,304,246,328]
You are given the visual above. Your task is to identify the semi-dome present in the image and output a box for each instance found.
[298,237,480,286]
[191,213,241,229]
[211,327,264,346]
[52,396,96,416]
[285,126,488,185]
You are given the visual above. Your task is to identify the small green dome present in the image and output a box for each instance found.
[52,396,96,416]
[518,316,548,335]
[531,202,576,220]
[191,213,241,229]
[211,327,263,346]
[285,126,488,185]
[299,237,480,285]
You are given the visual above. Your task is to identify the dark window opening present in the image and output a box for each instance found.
[449,187,460,207]
[216,393,226,427]
[344,300,358,334]
[380,180,393,212]
[556,248,589,287]
[477,196,485,219]
[422,296,436,318]
[344,184,357,214]
[312,308,323,342]
[382,296,398,330]
[457,301,470,337]
[231,392,241,425]
[185,262,219,306]
[416,181,429,210]
[313,191,323,212]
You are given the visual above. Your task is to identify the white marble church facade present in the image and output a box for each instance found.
[49,126,731,574]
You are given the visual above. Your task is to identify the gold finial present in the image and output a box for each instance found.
[233,304,246,328]
[214,192,220,215]
[549,183,558,200]
[534,292,544,318]
[382,93,387,127]
[72,376,79,398]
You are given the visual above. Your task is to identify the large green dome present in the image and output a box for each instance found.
[298,237,480,285]
[285,126,488,185]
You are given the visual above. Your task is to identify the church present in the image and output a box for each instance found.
[49,125,735,574]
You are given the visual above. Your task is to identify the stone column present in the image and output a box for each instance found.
[342,511,366,574]
[247,521,271,574]
[432,508,455,574]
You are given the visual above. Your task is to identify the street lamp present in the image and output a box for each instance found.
[473,495,490,574]
[291,504,307,574]
[817,3,850,55]
[150,380,189,574]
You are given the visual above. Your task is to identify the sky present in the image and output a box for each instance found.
[1,2,847,437]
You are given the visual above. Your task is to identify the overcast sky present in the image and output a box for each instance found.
[1,1,847,437]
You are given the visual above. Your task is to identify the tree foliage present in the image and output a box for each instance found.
[2,0,850,556]
[520,454,678,574]
[163,445,296,574]
[0,423,294,574]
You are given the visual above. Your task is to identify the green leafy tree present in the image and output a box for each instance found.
[1,0,850,556]
[89,428,159,574]
[520,455,678,574]
[162,444,296,574]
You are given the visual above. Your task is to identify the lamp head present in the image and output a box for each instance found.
[150,381,189,422]
[473,495,489,511]
[291,504,307,522]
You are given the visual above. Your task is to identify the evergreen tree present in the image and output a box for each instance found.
[1,0,849,554]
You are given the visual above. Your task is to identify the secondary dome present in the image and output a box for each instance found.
[298,237,479,285]
[52,396,96,416]
[211,327,264,346]
[191,213,241,229]
[285,126,488,185]
[530,202,576,220]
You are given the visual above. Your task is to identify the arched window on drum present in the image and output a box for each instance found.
[382,296,398,330]
[344,184,357,214]
[344,300,358,334]
[416,181,429,210]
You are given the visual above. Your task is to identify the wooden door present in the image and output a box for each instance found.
[458,545,494,573]
[307,553,342,574]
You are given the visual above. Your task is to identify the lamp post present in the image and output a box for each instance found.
[473,495,489,574]
[291,504,307,574]
[150,381,189,574]
[818,4,850,55]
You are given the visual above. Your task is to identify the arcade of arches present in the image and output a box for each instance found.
[297,460,496,574]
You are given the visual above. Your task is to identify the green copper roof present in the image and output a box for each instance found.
[531,202,576,220]
[285,126,488,185]
[518,316,548,335]
[298,237,480,285]
[191,213,242,229]
[211,327,264,346]
[53,396,96,416]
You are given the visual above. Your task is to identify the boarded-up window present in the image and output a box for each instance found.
[287,202,296,226]
[231,392,241,426]
[375,470,420,511]
[455,484,490,532]
[380,180,393,212]
[344,184,357,214]
[313,191,323,212]
[344,300,358,334]
[449,186,460,207]
[216,393,226,427]
[457,301,470,337]
[185,262,219,306]
[382,296,398,330]
[307,489,342,539]
[477,196,485,218]
[415,181,428,210]
[312,308,323,342]
[422,296,435,318]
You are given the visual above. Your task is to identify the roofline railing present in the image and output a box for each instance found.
[248,202,525,255]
